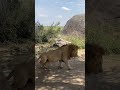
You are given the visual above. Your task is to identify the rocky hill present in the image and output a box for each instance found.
[86,0,120,35]
[62,14,85,38]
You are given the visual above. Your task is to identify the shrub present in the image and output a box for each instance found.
[62,35,85,49]
[86,24,120,54]
[35,22,63,44]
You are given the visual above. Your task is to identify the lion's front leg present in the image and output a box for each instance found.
[64,60,72,70]
[58,60,63,69]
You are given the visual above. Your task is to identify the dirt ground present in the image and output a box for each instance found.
[36,48,120,90]
[86,55,120,90]
[35,49,85,90]
[0,45,120,90]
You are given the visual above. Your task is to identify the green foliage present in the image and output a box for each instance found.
[62,35,85,49]
[0,0,34,43]
[86,23,120,54]
[35,22,63,43]
[35,22,85,48]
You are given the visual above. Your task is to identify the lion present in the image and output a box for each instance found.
[38,44,79,70]
[0,66,11,90]
[85,43,105,74]
[7,60,35,90]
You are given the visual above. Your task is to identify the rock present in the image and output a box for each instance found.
[86,0,120,34]
[53,39,71,47]
[86,0,120,50]
[63,14,85,38]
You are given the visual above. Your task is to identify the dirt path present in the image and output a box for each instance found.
[36,49,120,90]
[1,46,120,90]
[86,55,120,90]
[35,49,85,90]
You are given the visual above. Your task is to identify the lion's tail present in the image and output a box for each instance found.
[7,69,14,80]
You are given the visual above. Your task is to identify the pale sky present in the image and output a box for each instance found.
[35,0,85,26]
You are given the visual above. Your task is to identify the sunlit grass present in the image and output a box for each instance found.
[61,35,85,49]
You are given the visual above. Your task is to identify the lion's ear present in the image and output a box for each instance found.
[69,45,73,52]
[76,46,79,49]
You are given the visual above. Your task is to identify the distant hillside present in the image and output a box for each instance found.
[62,14,85,38]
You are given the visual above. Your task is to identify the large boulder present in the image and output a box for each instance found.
[62,14,85,38]
[86,0,120,38]
[53,39,71,47]
[86,0,120,53]
[87,0,120,19]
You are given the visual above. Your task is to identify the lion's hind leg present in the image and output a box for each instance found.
[40,56,48,69]
[41,60,50,70]
[63,60,72,70]
[42,62,48,69]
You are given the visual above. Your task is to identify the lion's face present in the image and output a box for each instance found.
[69,45,79,58]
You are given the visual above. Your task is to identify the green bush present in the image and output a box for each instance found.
[86,24,120,54]
[35,22,63,44]
[62,35,85,49]
[0,0,34,43]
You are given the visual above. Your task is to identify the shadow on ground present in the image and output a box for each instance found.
[35,57,85,90]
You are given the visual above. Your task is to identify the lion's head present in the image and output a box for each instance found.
[67,44,79,58]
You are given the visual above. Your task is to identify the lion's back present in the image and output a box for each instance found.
[46,49,62,61]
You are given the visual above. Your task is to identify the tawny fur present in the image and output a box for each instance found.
[7,60,34,90]
[38,44,79,69]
